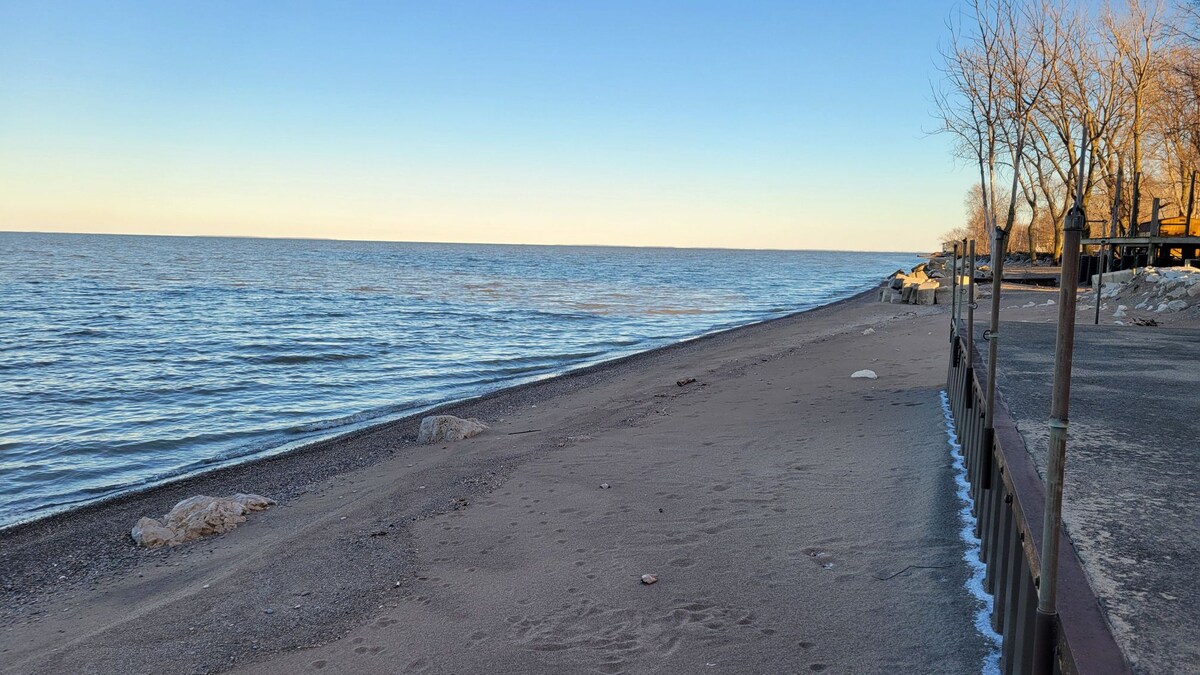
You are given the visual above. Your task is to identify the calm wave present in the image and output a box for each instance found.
[0,233,916,527]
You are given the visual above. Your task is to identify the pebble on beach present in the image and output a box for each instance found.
[640,574,658,585]
[850,369,878,380]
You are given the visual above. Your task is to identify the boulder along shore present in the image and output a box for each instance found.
[0,289,990,675]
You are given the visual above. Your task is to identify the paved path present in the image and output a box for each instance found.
[982,321,1199,673]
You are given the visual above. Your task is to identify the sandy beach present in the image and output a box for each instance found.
[0,291,989,674]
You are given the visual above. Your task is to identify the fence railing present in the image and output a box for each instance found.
[945,266,1128,675]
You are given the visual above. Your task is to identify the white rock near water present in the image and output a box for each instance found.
[417,414,488,444]
[851,370,878,380]
[131,493,275,548]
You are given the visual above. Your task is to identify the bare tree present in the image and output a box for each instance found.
[935,0,1060,252]
[1105,0,1171,195]
[936,0,1198,257]
[935,0,1008,245]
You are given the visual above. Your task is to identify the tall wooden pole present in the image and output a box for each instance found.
[1095,165,1122,325]
[966,240,976,370]
[984,230,1005,430]
[1128,171,1141,237]
[950,242,960,339]
[1033,125,1089,675]
[1186,171,1196,236]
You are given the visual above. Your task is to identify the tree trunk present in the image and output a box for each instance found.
[1028,208,1038,263]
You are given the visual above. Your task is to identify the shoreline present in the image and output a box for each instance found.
[0,286,882,535]
[1,288,987,675]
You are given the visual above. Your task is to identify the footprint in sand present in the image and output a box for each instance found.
[354,645,385,655]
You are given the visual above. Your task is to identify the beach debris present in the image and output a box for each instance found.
[640,574,658,585]
[676,377,696,387]
[131,493,276,548]
[862,328,875,335]
[600,483,611,489]
[1131,317,1160,327]
[850,369,878,380]
[416,415,488,444]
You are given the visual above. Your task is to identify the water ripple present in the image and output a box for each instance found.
[0,233,916,527]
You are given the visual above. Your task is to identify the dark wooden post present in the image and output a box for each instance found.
[1095,165,1122,325]
[967,240,976,370]
[1149,198,1162,265]
[1186,171,1196,236]
[1128,171,1141,237]
[1033,126,1088,675]
[951,242,960,339]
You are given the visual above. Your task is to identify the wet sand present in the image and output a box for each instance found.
[0,291,987,674]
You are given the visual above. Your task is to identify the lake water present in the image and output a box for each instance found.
[0,233,916,527]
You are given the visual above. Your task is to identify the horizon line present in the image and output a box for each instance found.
[0,228,926,256]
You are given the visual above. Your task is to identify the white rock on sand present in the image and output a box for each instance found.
[850,369,878,380]
[417,415,488,444]
[131,493,275,548]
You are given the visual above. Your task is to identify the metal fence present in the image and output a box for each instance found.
[944,244,1129,675]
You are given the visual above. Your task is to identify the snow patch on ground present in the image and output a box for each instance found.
[940,390,1003,675]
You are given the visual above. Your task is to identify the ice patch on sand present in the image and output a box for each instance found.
[939,390,1003,675]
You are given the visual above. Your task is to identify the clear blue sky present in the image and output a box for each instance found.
[0,1,971,250]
